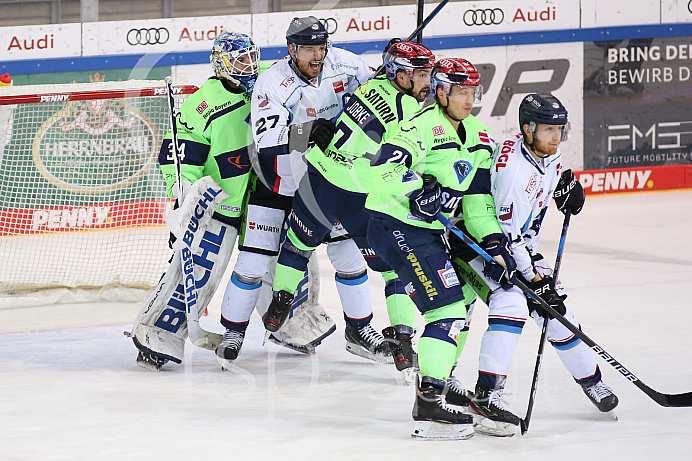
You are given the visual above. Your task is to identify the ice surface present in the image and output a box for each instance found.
[2,190,691,460]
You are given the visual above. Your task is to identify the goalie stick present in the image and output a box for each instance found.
[164,76,223,351]
[520,212,571,435]
[438,213,692,408]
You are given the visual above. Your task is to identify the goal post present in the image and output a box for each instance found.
[0,80,198,306]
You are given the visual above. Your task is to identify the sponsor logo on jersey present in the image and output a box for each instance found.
[401,169,417,183]
[227,154,250,169]
[248,221,281,233]
[332,80,345,93]
[393,229,438,301]
[525,174,538,196]
[280,76,294,88]
[478,131,493,144]
[499,203,513,222]
[196,101,208,114]
[453,159,473,183]
[219,205,241,213]
[432,125,445,136]
[306,108,317,117]
[437,261,460,289]
[257,93,270,109]
[405,281,416,297]
[290,210,313,237]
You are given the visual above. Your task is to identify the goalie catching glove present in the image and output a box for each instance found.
[483,236,517,289]
[553,169,584,216]
[526,276,566,319]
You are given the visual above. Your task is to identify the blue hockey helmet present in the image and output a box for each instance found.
[519,93,570,142]
[210,31,260,92]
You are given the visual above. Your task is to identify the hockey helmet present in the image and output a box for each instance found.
[431,58,482,101]
[210,31,260,92]
[383,41,436,81]
[286,16,329,45]
[519,93,570,142]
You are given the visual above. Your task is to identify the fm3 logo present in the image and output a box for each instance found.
[472,59,570,117]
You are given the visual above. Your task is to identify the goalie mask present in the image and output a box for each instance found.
[519,93,571,143]
[210,31,260,92]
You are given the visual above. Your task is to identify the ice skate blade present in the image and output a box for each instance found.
[267,334,315,355]
[136,353,165,372]
[471,414,516,437]
[401,367,419,385]
[345,342,394,364]
[411,420,474,440]
[262,330,271,346]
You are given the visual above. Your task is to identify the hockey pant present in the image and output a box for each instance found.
[274,165,415,328]
[367,215,471,381]
[222,177,335,346]
[455,253,599,390]
[131,177,237,363]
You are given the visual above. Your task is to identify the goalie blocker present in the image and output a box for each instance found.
[129,177,335,368]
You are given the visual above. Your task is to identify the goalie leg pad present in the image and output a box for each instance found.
[256,253,336,348]
[130,218,238,364]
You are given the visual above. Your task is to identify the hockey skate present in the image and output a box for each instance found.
[344,323,394,364]
[580,379,619,413]
[262,290,294,333]
[382,325,418,384]
[445,376,473,408]
[469,381,520,437]
[136,350,168,371]
[216,329,245,360]
[411,377,474,440]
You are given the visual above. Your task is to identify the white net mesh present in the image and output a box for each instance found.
[0,80,197,299]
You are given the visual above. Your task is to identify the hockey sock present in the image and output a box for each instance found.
[418,315,466,381]
[477,328,522,384]
[221,273,262,328]
[272,262,306,294]
[553,337,599,381]
[382,271,416,327]
[336,271,373,325]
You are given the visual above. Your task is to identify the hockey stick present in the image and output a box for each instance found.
[520,212,571,435]
[438,213,692,408]
[164,76,223,351]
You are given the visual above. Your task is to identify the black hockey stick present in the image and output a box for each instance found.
[520,212,571,435]
[438,213,692,408]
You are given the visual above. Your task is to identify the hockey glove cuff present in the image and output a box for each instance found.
[526,276,566,319]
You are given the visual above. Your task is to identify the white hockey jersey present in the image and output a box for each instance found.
[251,47,374,196]
[491,133,563,281]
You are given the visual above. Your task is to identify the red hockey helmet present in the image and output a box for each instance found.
[384,41,436,81]
[431,58,482,101]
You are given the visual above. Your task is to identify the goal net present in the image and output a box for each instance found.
[0,80,198,306]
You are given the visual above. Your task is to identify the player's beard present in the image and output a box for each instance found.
[296,58,323,80]
[533,137,559,158]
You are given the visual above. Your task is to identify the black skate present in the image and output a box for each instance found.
[344,323,393,364]
[580,380,619,413]
[136,351,168,371]
[382,325,417,383]
[262,290,294,332]
[216,329,245,360]
[411,377,474,440]
[445,375,473,408]
[469,381,519,437]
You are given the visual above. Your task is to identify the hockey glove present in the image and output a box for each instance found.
[483,236,517,289]
[553,169,585,216]
[309,118,337,152]
[408,174,441,223]
[526,276,566,319]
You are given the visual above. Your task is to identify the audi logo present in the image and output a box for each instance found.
[318,17,338,35]
[127,27,170,46]
[463,8,504,26]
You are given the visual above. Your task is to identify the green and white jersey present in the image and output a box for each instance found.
[305,75,420,193]
[365,104,502,242]
[158,77,254,220]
